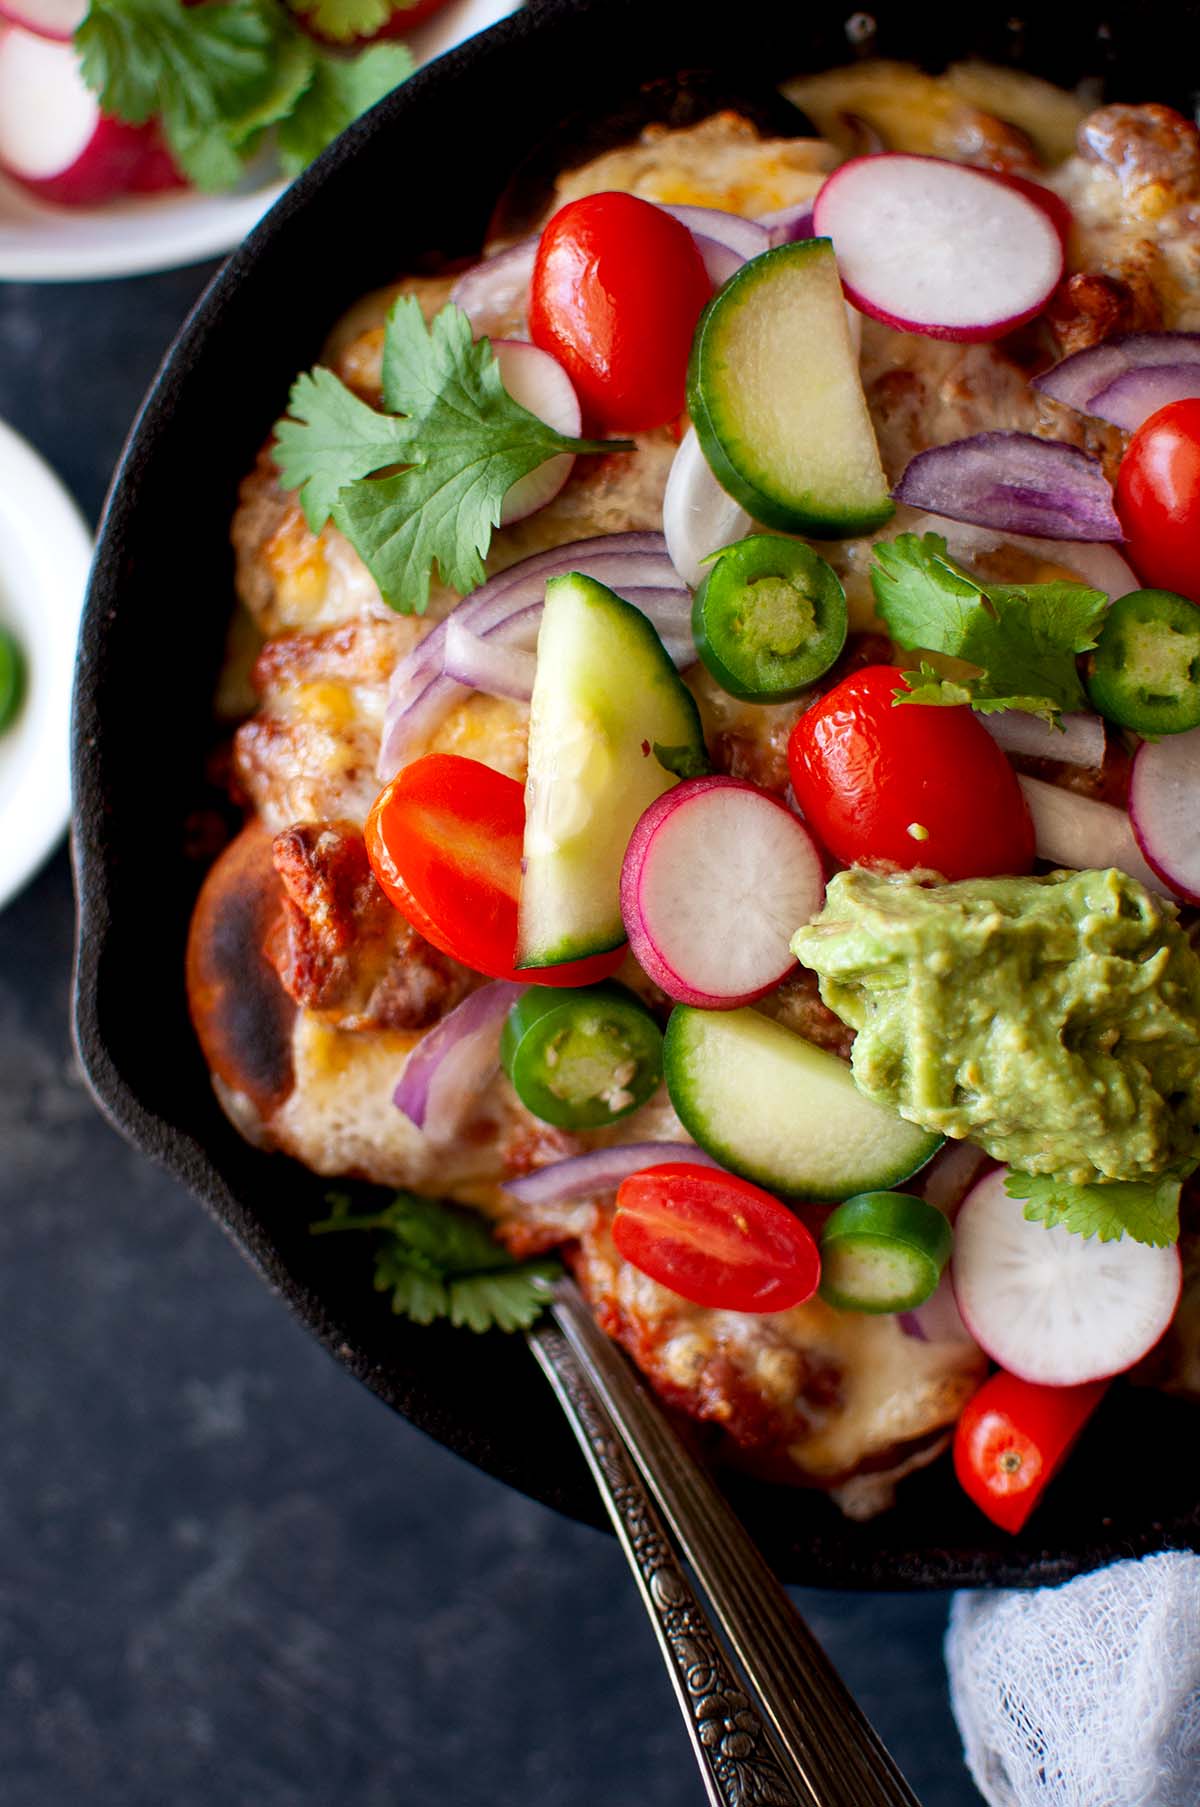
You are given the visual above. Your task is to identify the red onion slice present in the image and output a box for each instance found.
[1086,363,1200,433]
[1129,728,1200,905]
[758,203,815,246]
[657,204,771,263]
[394,981,524,1141]
[503,1142,722,1207]
[909,513,1140,601]
[691,233,746,289]
[443,618,537,700]
[921,1140,988,1218]
[1032,331,1200,417]
[899,1273,975,1345]
[449,235,537,337]
[892,432,1123,541]
[1017,774,1173,896]
[492,340,581,526]
[982,710,1106,769]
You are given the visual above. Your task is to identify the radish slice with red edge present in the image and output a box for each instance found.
[1129,727,1200,905]
[1086,363,1200,433]
[813,153,1063,343]
[491,340,581,525]
[503,1142,722,1206]
[951,1166,1181,1386]
[1017,775,1172,897]
[0,30,151,207]
[1033,331,1200,417]
[620,776,825,1009]
[892,432,1123,541]
[394,981,525,1141]
[0,0,84,36]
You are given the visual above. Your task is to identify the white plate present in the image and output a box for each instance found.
[0,415,92,910]
[0,0,517,283]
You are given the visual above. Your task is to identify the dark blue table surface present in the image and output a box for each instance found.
[0,264,982,1807]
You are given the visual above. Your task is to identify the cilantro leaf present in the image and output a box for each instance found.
[872,533,1106,723]
[274,367,411,533]
[287,0,413,44]
[277,44,414,174]
[275,298,628,613]
[312,1191,559,1333]
[1004,1169,1183,1247]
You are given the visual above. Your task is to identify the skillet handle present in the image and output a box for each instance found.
[532,1278,922,1807]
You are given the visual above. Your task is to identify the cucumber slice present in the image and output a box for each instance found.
[663,1005,942,1200]
[518,572,707,968]
[687,239,893,539]
[818,1191,952,1313]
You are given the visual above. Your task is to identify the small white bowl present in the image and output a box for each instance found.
[0,0,517,283]
[0,414,92,910]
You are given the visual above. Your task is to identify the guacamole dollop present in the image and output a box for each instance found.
[791,866,1200,1186]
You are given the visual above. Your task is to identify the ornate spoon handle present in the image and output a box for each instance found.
[532,1278,922,1807]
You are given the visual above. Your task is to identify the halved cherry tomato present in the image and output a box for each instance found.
[787,665,1035,880]
[1116,398,1200,603]
[953,1371,1108,1534]
[529,193,712,433]
[613,1162,821,1313]
[365,753,626,985]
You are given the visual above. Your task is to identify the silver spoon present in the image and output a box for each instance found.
[528,1277,922,1807]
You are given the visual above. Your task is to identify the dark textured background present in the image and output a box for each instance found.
[0,263,980,1806]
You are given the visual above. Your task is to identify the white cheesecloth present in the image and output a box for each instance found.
[945,1552,1200,1806]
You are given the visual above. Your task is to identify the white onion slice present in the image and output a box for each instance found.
[491,340,580,526]
[393,982,524,1142]
[1129,728,1200,905]
[982,710,1106,769]
[503,1142,721,1206]
[663,427,753,589]
[443,618,536,700]
[1017,774,1172,896]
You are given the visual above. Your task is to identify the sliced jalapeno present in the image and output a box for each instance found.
[818,1191,952,1314]
[0,625,24,735]
[1086,588,1200,736]
[691,534,848,702]
[501,982,663,1130]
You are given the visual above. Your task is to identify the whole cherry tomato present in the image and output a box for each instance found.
[613,1163,821,1313]
[529,192,712,433]
[1116,398,1200,602]
[787,665,1035,881]
[954,1371,1107,1534]
[365,753,626,984]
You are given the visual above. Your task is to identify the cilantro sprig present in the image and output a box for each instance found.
[289,0,419,45]
[312,1191,560,1332]
[76,0,413,192]
[871,533,1107,724]
[274,298,631,613]
[1004,1169,1185,1248]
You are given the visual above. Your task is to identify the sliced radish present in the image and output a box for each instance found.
[662,426,753,589]
[813,153,1063,343]
[952,1166,1181,1386]
[1017,774,1172,897]
[1129,728,1200,905]
[0,30,151,207]
[491,340,580,526]
[620,776,825,1008]
[0,0,85,39]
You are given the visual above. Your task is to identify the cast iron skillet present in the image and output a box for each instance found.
[73,0,1200,1588]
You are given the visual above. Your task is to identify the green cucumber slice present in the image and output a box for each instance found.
[517,572,706,968]
[687,238,893,539]
[663,1005,942,1201]
[818,1191,952,1313]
